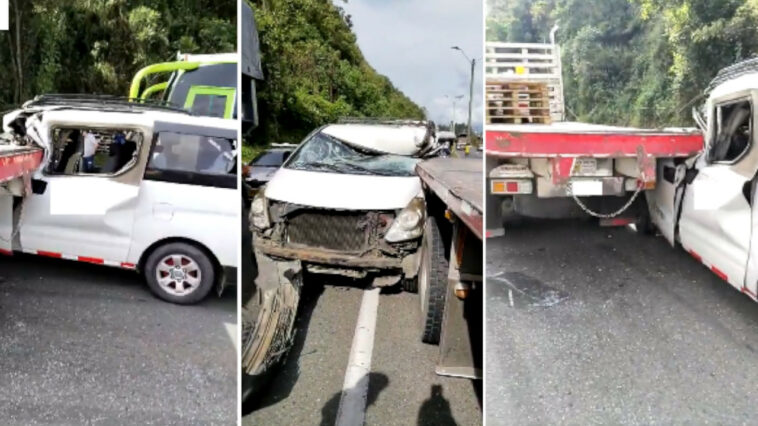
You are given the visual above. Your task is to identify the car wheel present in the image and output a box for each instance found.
[241,274,301,408]
[418,216,448,344]
[144,242,216,305]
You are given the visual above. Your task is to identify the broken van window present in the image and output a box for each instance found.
[709,100,752,163]
[148,132,236,175]
[285,132,419,177]
[46,128,143,176]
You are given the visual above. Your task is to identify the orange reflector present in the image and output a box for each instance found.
[491,179,532,194]
[454,283,470,300]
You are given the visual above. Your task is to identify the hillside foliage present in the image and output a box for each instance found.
[0,0,236,110]
[249,0,424,144]
[487,0,758,126]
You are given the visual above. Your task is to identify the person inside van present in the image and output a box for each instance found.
[103,130,138,173]
[82,130,100,173]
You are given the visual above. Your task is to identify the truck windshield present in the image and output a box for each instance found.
[285,132,419,177]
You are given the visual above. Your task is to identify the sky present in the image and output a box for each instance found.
[337,0,484,133]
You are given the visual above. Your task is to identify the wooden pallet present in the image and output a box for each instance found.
[486,81,552,124]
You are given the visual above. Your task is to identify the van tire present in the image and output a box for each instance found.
[418,216,448,344]
[144,242,216,304]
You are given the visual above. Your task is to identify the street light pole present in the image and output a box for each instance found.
[451,97,456,131]
[445,94,464,132]
[452,46,476,146]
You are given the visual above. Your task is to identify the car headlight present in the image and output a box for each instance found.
[250,191,271,229]
[385,197,425,243]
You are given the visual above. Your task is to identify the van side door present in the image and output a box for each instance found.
[18,115,150,264]
[678,96,756,292]
[127,122,238,272]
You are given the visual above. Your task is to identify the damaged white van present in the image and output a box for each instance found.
[0,95,237,304]
[648,58,758,303]
[251,121,437,289]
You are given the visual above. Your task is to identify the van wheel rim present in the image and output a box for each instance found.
[156,254,202,296]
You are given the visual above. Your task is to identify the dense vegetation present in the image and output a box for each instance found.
[248,0,424,146]
[487,0,758,126]
[0,0,236,109]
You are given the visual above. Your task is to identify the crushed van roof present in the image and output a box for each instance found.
[321,123,431,156]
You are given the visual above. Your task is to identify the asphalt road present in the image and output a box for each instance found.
[487,219,758,424]
[244,277,482,425]
[0,254,237,425]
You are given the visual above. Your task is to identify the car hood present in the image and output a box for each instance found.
[265,168,422,210]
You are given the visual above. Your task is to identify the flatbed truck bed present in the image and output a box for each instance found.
[416,157,483,379]
[417,157,483,239]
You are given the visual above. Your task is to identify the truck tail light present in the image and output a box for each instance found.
[490,179,532,195]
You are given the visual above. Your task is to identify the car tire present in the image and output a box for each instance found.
[418,216,448,344]
[241,275,301,407]
[144,242,216,305]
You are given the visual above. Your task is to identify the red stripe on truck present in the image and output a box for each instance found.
[688,249,702,263]
[121,262,136,269]
[485,130,704,157]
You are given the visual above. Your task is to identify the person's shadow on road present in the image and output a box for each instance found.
[418,384,458,426]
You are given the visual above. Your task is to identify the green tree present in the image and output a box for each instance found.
[248,0,424,145]
[487,0,758,126]
[0,0,236,108]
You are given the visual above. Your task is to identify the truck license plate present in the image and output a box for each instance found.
[573,158,597,175]
[571,179,603,196]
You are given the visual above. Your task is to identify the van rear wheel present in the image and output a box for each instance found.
[144,242,216,304]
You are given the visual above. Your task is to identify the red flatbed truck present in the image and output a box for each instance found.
[485,122,704,235]
[0,145,43,187]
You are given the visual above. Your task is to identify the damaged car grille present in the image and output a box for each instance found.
[286,209,392,252]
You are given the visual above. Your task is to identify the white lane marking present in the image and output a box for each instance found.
[508,289,514,307]
[335,287,381,426]
[224,322,238,353]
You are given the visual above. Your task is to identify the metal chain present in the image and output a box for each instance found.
[566,180,644,219]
